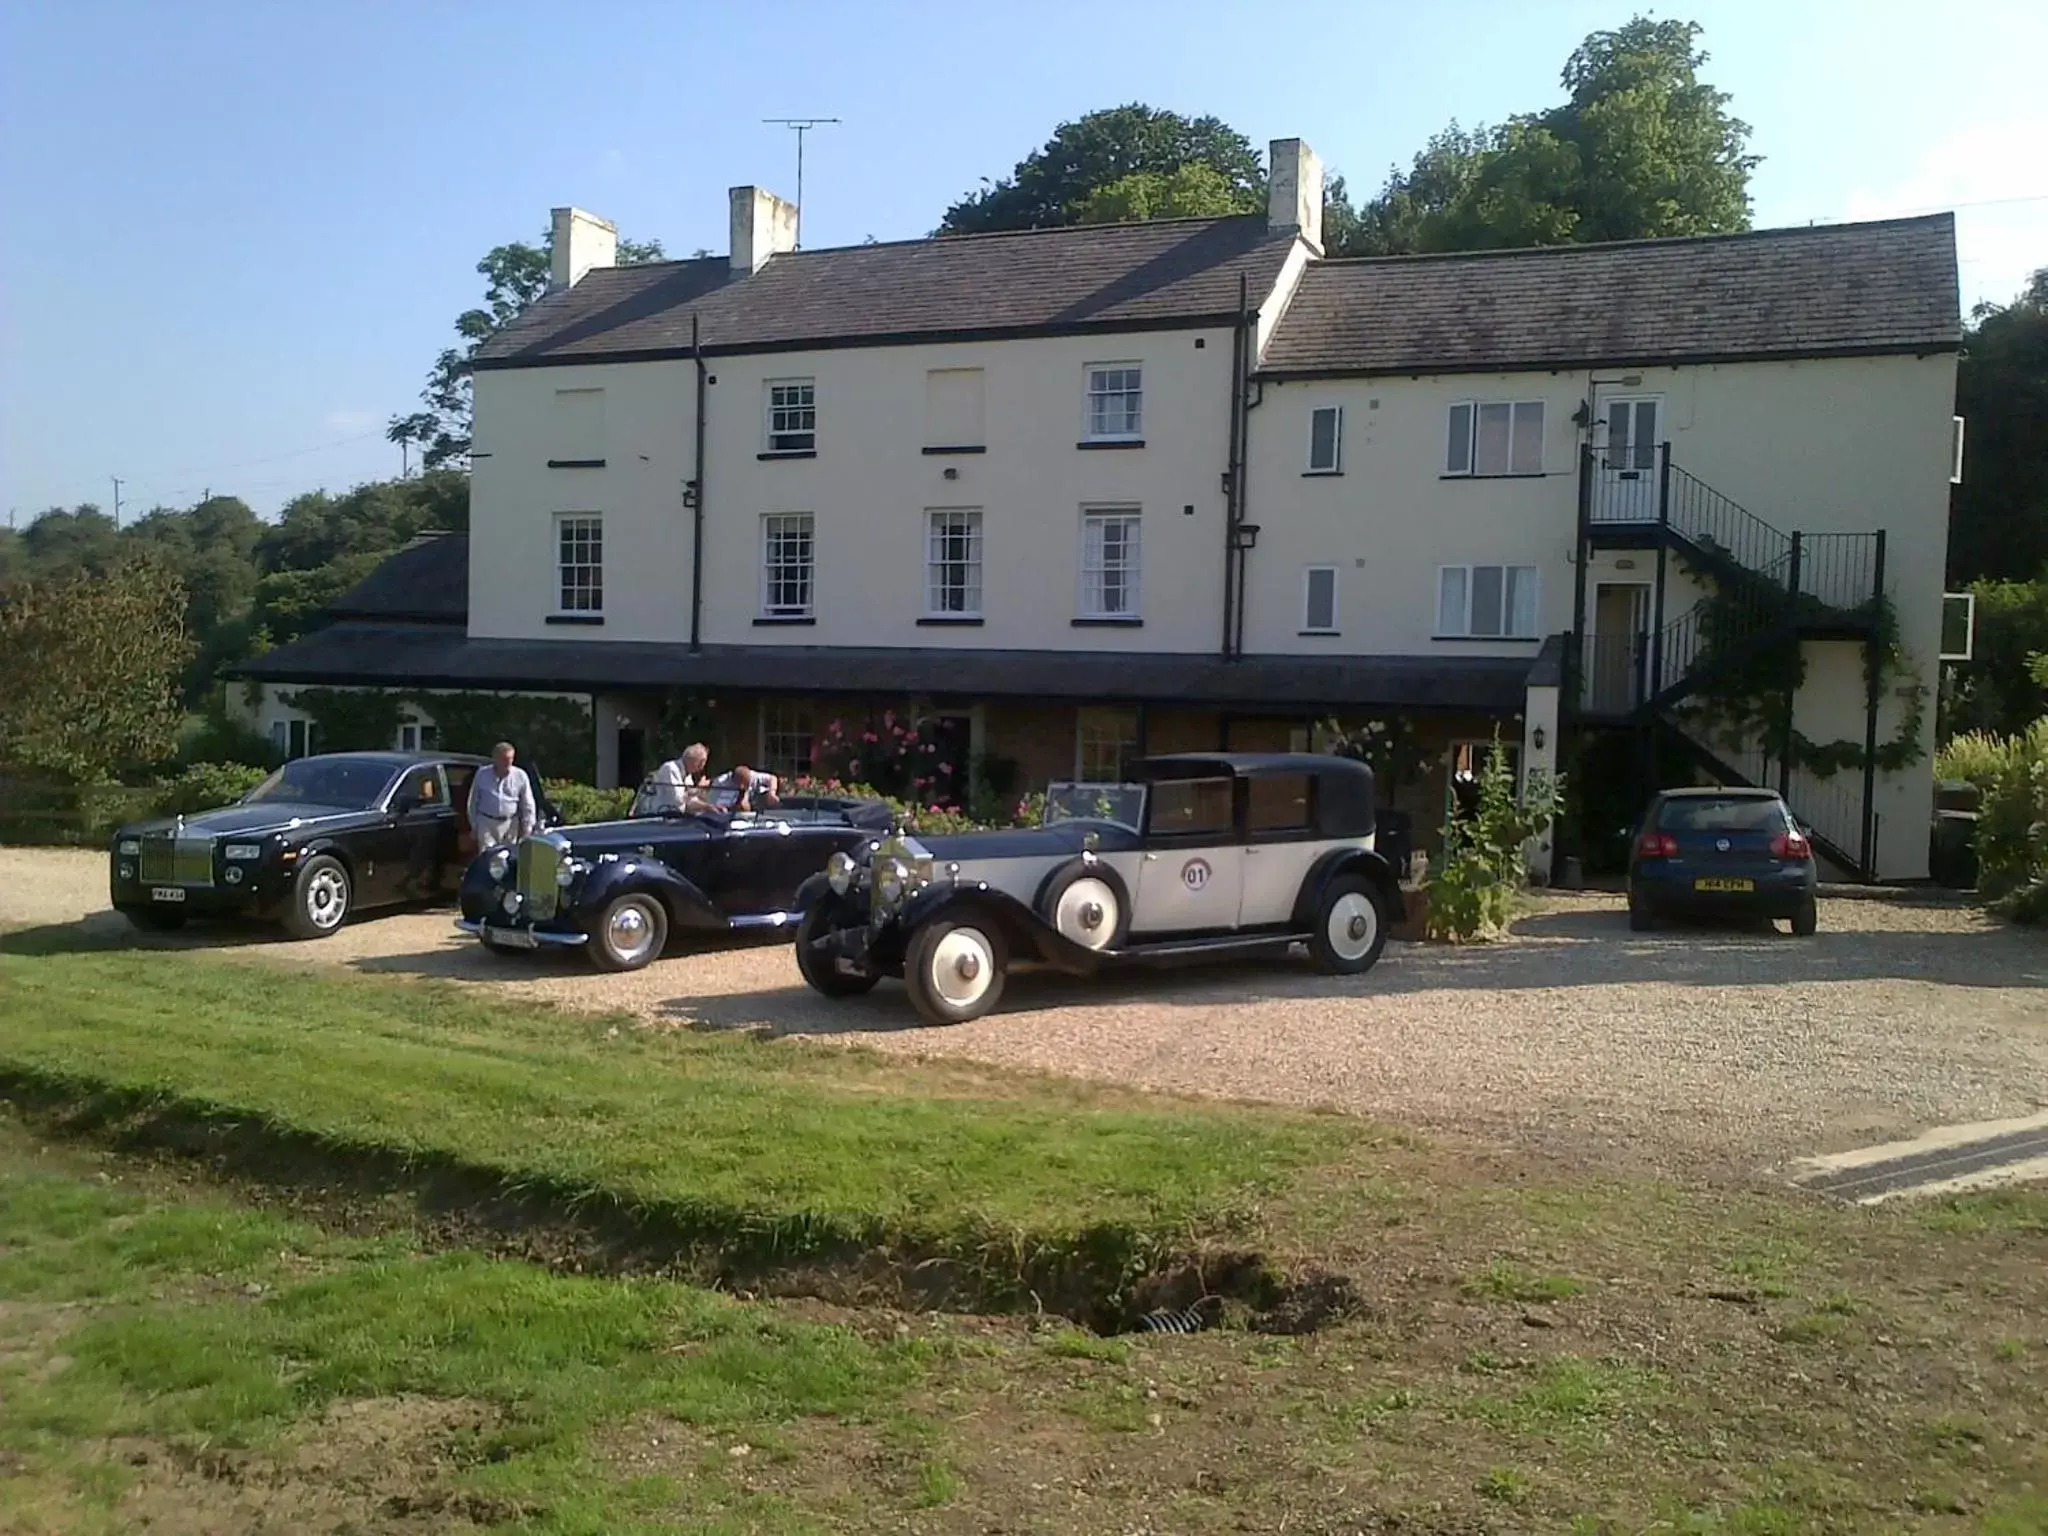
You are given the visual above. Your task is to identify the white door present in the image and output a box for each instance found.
[1589,582,1653,711]
[1133,776,1242,934]
[1595,396,1662,522]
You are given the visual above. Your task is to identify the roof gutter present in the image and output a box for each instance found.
[1252,340,1965,383]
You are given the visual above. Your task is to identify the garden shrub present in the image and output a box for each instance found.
[152,762,270,816]
[1424,740,1562,942]
[545,781,634,825]
[1966,719,2048,914]
[1934,730,2011,796]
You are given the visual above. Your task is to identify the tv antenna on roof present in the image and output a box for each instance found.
[763,117,839,249]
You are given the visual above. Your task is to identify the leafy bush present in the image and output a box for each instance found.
[1967,720,2048,913]
[1935,731,2010,795]
[811,712,959,805]
[0,778,156,846]
[1424,741,1562,942]
[152,762,270,816]
[545,781,634,825]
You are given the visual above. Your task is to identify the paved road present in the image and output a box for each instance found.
[7,847,2046,1179]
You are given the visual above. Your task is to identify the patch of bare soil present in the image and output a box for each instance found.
[97,1397,504,1535]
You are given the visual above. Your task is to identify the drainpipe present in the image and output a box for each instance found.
[1860,530,1888,881]
[688,312,708,653]
[1221,275,1248,660]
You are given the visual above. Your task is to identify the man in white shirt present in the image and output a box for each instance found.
[648,742,710,812]
[713,764,780,811]
[468,741,538,849]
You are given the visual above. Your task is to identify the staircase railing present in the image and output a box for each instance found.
[1785,763,1868,875]
[1662,460,1793,575]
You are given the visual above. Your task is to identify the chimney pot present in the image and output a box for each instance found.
[550,207,618,289]
[1267,139,1324,254]
[730,185,799,275]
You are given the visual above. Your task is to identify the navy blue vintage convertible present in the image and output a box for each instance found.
[456,783,893,971]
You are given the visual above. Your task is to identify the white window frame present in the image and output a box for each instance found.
[764,378,816,453]
[760,512,816,618]
[396,720,439,753]
[1307,405,1343,473]
[924,508,983,618]
[554,512,603,614]
[271,717,316,761]
[1941,591,1976,662]
[1446,400,1544,477]
[1951,415,1965,485]
[1302,565,1339,634]
[1083,363,1143,442]
[1079,507,1142,620]
[758,700,814,779]
[1075,706,1139,782]
[1436,564,1541,639]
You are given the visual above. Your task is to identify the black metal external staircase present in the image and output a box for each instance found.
[1572,444,1890,881]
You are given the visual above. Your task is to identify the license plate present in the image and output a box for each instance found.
[485,925,537,949]
[150,887,187,903]
[1694,877,1754,893]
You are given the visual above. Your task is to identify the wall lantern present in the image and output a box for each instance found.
[1532,726,1547,751]
[1571,400,1592,429]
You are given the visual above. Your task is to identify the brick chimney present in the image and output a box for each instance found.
[550,207,618,289]
[730,185,799,275]
[1267,139,1324,253]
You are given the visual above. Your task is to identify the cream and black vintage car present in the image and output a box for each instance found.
[792,753,1403,1026]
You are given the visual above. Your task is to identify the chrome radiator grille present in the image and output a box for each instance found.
[517,834,562,920]
[139,837,215,886]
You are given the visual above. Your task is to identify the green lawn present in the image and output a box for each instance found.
[4,946,2048,1531]
[0,949,1363,1309]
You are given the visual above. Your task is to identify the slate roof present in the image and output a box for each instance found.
[1260,214,1961,376]
[327,532,467,624]
[232,623,1535,714]
[474,216,1295,366]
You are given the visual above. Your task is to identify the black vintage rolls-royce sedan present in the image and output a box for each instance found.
[109,751,488,938]
[457,783,893,971]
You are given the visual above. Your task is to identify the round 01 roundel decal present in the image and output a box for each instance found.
[1181,857,1212,893]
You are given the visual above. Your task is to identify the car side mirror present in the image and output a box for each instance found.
[392,791,421,815]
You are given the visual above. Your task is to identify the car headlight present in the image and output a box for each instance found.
[500,889,520,916]
[117,838,140,856]
[224,843,262,861]
[875,857,910,909]
[119,862,135,880]
[556,857,590,889]
[487,848,512,882]
[826,851,857,896]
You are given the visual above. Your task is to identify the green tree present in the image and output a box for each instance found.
[1077,162,1260,224]
[941,105,1266,233]
[17,504,123,578]
[1949,269,2048,585]
[1342,17,1756,255]
[391,230,665,469]
[0,553,194,780]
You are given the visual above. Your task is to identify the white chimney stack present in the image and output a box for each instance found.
[1267,138,1324,253]
[730,185,799,275]
[550,207,618,289]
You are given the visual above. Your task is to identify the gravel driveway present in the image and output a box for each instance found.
[7,846,2046,1178]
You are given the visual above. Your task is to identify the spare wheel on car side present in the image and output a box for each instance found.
[1035,859,1130,952]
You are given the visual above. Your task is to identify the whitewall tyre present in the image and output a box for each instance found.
[904,918,1008,1026]
[1307,876,1388,976]
[590,892,668,973]
[284,854,351,940]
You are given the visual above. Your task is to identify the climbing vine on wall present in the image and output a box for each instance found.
[1671,549,1924,780]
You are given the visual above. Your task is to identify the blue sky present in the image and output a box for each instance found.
[3,0,2043,522]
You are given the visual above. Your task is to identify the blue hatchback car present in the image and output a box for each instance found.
[1627,787,1819,936]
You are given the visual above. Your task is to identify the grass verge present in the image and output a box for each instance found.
[0,949,1364,1321]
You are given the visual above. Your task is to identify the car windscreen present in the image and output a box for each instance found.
[1656,797,1789,833]
[242,757,396,810]
[1044,782,1146,832]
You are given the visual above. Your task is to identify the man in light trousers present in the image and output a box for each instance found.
[468,741,538,850]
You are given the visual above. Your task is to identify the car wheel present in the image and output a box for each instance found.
[1790,896,1818,937]
[284,855,351,939]
[1037,862,1129,951]
[904,917,1007,1026]
[123,906,186,932]
[590,892,668,972]
[794,904,879,997]
[1307,876,1388,976]
[1627,894,1655,932]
